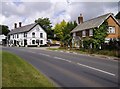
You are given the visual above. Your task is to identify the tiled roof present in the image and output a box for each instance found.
[71,13,113,33]
[8,23,37,35]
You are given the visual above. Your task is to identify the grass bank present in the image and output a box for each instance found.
[2,51,57,88]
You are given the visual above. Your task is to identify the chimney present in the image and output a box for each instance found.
[14,23,17,28]
[78,14,83,24]
[19,22,22,27]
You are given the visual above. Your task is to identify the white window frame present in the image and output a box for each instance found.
[82,30,86,37]
[40,33,43,38]
[73,33,76,37]
[108,26,115,34]
[89,29,93,36]
[40,40,43,44]
[32,32,35,38]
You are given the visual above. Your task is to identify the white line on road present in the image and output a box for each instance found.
[39,53,50,57]
[18,49,116,76]
[77,63,116,76]
[54,57,71,63]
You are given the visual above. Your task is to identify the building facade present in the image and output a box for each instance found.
[71,13,120,48]
[8,22,47,47]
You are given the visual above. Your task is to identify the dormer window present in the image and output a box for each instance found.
[82,30,86,37]
[32,32,35,38]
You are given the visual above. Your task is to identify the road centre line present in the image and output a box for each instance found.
[54,56,115,76]
[77,63,116,76]
[54,57,71,63]
[39,53,50,57]
[18,49,116,76]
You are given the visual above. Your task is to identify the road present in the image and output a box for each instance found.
[2,47,119,88]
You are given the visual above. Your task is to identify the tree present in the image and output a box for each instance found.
[35,17,54,39]
[54,20,67,41]
[53,20,77,47]
[63,21,77,47]
[92,21,108,49]
[0,25,10,36]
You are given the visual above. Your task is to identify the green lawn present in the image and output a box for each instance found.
[2,51,57,88]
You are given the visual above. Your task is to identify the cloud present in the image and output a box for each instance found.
[0,1,119,30]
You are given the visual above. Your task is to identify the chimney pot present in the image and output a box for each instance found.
[78,13,83,24]
[80,14,82,16]
[19,22,22,27]
[14,23,17,28]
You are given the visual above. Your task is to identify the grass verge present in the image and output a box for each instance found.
[47,47,119,58]
[2,51,57,88]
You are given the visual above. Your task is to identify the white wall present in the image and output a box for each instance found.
[9,24,47,47]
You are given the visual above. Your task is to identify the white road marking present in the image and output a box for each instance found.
[39,53,50,57]
[18,49,116,76]
[54,57,71,63]
[54,57,65,61]
[77,63,116,76]
[65,60,72,63]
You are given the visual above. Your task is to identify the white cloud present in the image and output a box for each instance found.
[0,14,6,24]
[1,15,23,29]
[1,1,119,30]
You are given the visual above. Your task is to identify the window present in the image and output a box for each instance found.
[24,33,27,37]
[108,27,115,34]
[89,29,93,36]
[13,35,14,38]
[82,30,86,37]
[40,40,43,44]
[32,40,35,44]
[32,32,35,38]
[17,34,19,38]
[40,33,43,38]
[73,33,76,36]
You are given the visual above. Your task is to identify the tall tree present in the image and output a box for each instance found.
[35,17,54,39]
[53,20,77,47]
[92,21,108,49]
[0,25,10,36]
[54,20,67,41]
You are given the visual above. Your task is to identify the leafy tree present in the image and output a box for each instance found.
[54,20,67,41]
[35,17,54,39]
[0,25,10,36]
[63,21,77,47]
[92,21,108,49]
[83,37,92,49]
[53,20,77,47]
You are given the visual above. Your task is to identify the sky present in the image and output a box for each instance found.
[0,0,119,30]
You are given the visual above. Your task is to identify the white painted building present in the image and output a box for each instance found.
[8,22,47,47]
